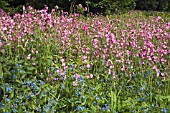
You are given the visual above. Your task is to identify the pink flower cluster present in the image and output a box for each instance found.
[0,7,169,80]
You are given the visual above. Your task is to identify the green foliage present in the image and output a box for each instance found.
[136,0,170,11]
[158,0,169,11]
[84,0,136,15]
[1,0,170,15]
[0,0,10,12]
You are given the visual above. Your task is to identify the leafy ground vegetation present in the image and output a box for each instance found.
[0,6,170,113]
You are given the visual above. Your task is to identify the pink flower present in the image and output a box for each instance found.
[55,5,59,9]
[62,62,66,67]
[23,6,25,11]
[110,65,114,69]
[92,39,98,43]
[161,58,166,64]
[89,74,93,78]
[156,16,164,22]
[153,66,160,77]
[86,74,93,79]
[60,58,65,62]
[75,73,80,80]
[78,4,82,8]
[56,70,60,73]
[84,7,87,11]
[82,56,87,60]
[108,69,111,75]
[152,66,158,71]
[83,59,87,63]
[121,65,125,71]
[27,54,31,60]
[86,64,90,69]
[2,27,7,31]
[161,73,166,80]
[73,81,78,86]
[82,25,88,30]
[64,66,68,70]
[102,54,106,59]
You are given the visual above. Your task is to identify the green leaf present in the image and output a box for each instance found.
[16,79,22,84]
[30,104,36,109]
[27,67,35,71]
[9,92,14,98]
[95,84,102,91]
[0,63,2,74]
[47,59,53,64]
[46,55,53,59]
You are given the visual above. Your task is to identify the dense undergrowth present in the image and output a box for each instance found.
[0,6,170,113]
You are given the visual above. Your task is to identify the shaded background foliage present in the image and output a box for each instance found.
[0,0,170,15]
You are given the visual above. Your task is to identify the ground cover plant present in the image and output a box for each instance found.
[0,6,170,113]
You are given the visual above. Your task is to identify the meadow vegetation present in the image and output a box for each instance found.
[0,6,170,113]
